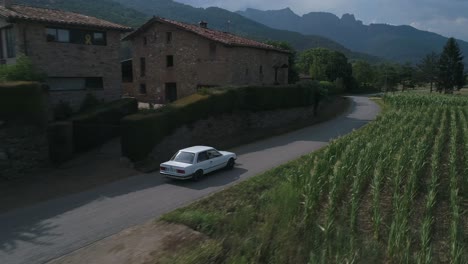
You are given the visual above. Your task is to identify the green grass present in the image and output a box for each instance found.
[161,94,468,263]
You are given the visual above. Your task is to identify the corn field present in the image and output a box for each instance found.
[163,94,468,264]
[295,94,467,263]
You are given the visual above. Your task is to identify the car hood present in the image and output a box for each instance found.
[160,161,192,168]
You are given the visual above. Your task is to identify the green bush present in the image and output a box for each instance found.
[121,83,322,161]
[48,121,74,164]
[0,82,48,126]
[0,56,46,82]
[79,93,102,113]
[53,101,74,121]
[73,98,138,152]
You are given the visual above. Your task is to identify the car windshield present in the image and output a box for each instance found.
[171,151,195,164]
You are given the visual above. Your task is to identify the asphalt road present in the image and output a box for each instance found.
[0,96,380,264]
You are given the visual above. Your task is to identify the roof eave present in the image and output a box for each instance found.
[8,17,133,32]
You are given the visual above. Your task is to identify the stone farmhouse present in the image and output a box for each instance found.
[0,0,132,109]
[123,17,290,103]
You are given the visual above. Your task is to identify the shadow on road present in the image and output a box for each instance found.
[168,167,247,190]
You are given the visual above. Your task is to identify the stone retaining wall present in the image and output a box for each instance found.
[0,121,49,179]
[141,97,350,171]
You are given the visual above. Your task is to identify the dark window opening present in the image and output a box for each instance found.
[47,77,103,91]
[166,55,174,67]
[166,32,172,44]
[143,36,147,45]
[259,65,263,74]
[245,68,249,76]
[165,83,177,102]
[140,57,146,77]
[46,28,107,46]
[139,83,147,94]
[85,77,104,90]
[6,27,16,58]
[122,60,133,83]
[274,67,279,85]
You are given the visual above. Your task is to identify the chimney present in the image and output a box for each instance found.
[199,21,208,29]
[1,0,13,8]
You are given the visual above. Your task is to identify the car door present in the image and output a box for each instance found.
[196,151,211,173]
[207,149,225,171]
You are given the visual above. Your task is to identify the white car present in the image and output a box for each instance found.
[160,146,237,180]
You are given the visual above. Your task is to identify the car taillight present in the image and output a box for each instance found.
[176,169,185,174]
[160,166,166,171]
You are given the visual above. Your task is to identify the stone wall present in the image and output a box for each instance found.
[12,21,123,110]
[141,97,349,171]
[0,121,49,179]
[128,21,289,104]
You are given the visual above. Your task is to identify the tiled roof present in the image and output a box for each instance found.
[123,17,290,53]
[0,4,132,31]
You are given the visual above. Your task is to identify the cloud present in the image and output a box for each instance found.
[175,0,468,41]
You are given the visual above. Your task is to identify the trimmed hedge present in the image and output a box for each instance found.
[72,98,138,152]
[122,83,321,161]
[0,82,48,127]
[48,121,74,164]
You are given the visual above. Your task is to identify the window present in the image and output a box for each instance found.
[143,36,147,45]
[85,77,103,90]
[207,149,222,159]
[140,57,146,77]
[259,65,263,75]
[165,83,177,102]
[47,77,103,91]
[171,151,195,164]
[46,28,107,45]
[245,68,249,76]
[166,32,172,44]
[93,32,106,45]
[5,27,15,58]
[122,60,133,83]
[197,151,209,163]
[166,55,174,67]
[139,83,147,94]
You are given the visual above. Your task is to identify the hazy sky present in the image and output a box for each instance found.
[176,0,468,41]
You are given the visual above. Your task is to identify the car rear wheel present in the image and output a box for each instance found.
[226,158,235,170]
[193,170,203,181]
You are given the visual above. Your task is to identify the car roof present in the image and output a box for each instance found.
[179,146,214,153]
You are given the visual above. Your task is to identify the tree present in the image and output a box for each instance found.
[417,52,439,92]
[398,62,416,91]
[437,38,465,93]
[0,55,46,82]
[266,41,300,84]
[298,48,353,91]
[374,63,400,92]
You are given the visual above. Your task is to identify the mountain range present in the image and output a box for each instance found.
[17,0,468,64]
[237,8,468,63]
[18,0,378,62]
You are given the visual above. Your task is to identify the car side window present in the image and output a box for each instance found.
[207,149,222,159]
[197,151,209,163]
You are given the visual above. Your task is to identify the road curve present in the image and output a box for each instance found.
[0,96,380,264]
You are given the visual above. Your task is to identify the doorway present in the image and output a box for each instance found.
[165,83,177,103]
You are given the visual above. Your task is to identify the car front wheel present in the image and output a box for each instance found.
[226,158,235,170]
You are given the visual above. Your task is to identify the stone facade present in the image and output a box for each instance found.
[125,20,289,103]
[0,121,49,179]
[0,19,125,110]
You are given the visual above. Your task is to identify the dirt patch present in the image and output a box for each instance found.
[47,221,207,264]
